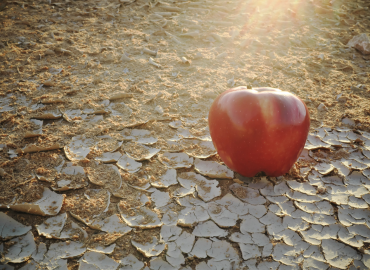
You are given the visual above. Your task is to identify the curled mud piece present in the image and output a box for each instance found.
[148,57,161,68]
[0,212,32,239]
[32,110,62,120]
[79,251,119,270]
[2,231,36,263]
[22,143,61,154]
[132,236,166,257]
[24,119,43,139]
[194,158,233,179]
[178,172,221,202]
[64,135,95,161]
[118,205,162,229]
[143,47,158,56]
[9,188,64,216]
[159,152,193,169]
[123,142,161,161]
[53,165,88,191]
[116,154,142,173]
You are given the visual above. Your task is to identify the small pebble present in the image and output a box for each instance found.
[155,105,164,114]
[317,103,328,112]
[227,77,235,87]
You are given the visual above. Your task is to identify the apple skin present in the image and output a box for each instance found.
[208,87,310,177]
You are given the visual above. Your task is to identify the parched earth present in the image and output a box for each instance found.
[1,0,370,269]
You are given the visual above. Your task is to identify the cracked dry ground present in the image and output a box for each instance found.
[1,0,370,269]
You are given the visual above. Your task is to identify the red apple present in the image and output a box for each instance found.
[208,87,310,177]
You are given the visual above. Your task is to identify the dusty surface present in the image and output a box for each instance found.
[1,0,370,269]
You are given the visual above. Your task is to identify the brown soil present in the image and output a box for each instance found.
[1,0,370,269]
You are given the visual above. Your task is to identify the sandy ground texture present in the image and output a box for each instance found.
[1,0,370,269]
